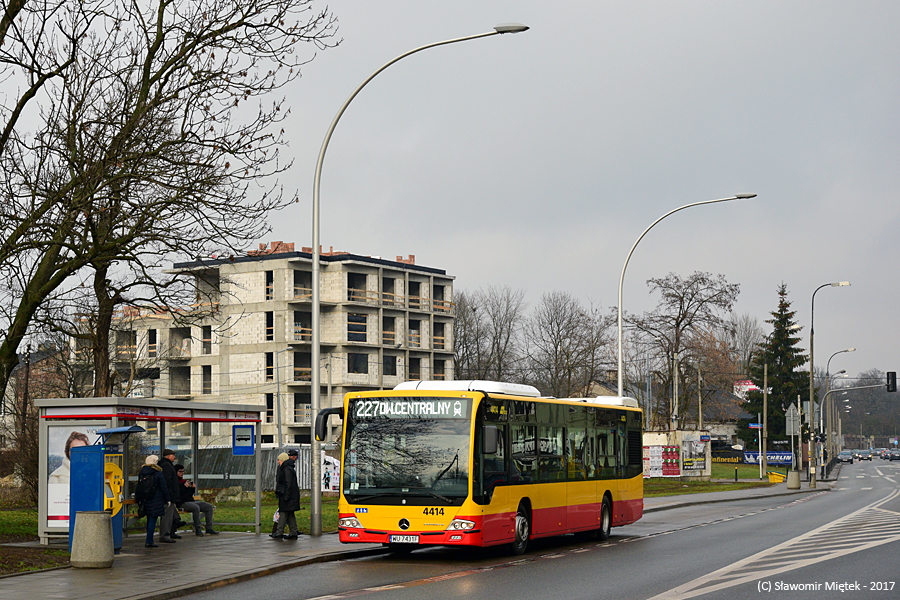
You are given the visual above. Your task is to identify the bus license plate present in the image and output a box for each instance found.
[389,535,419,544]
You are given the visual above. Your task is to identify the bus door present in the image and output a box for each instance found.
[479,423,513,543]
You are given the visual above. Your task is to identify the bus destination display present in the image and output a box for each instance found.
[351,397,470,420]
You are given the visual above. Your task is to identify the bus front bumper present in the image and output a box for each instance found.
[338,527,483,546]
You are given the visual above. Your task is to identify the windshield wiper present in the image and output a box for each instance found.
[346,493,387,503]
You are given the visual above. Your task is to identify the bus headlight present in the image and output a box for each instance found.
[446,519,475,531]
[339,517,363,528]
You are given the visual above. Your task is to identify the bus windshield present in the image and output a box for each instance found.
[343,396,472,503]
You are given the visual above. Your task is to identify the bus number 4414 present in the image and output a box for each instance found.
[423,508,445,516]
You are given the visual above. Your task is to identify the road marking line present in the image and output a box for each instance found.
[646,488,900,600]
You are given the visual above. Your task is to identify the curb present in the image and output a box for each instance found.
[644,486,832,514]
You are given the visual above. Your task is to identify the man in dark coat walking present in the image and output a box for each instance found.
[158,449,180,543]
[271,449,300,539]
[138,455,171,547]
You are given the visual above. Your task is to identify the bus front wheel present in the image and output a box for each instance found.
[598,497,612,541]
[511,504,530,555]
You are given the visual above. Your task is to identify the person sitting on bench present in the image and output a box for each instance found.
[174,464,219,536]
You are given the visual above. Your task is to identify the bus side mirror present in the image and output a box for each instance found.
[315,407,344,442]
[483,425,499,455]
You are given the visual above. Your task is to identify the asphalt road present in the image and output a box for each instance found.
[182,461,900,600]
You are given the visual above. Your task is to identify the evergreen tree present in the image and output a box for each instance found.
[740,284,809,444]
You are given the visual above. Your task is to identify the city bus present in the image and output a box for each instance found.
[315,380,643,554]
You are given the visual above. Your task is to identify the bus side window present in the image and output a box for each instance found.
[511,424,536,484]
[483,425,507,495]
[537,426,564,482]
[568,427,586,481]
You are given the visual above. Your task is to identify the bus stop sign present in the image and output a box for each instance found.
[232,425,254,456]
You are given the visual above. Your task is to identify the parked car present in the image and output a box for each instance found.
[838,450,854,463]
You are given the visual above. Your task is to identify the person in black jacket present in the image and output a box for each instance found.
[173,464,219,536]
[158,449,180,543]
[137,455,171,547]
[271,450,300,539]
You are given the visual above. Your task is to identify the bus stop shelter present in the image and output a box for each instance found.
[36,397,264,544]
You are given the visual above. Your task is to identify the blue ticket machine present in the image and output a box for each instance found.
[69,426,143,552]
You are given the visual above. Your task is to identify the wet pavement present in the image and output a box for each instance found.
[1,473,836,600]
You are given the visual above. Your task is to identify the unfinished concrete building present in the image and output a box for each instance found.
[104,242,455,446]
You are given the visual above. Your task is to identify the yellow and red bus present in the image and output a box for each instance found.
[315,380,643,554]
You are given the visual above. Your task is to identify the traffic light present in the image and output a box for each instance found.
[888,372,897,393]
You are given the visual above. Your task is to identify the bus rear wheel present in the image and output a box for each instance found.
[598,497,612,541]
[511,504,530,555]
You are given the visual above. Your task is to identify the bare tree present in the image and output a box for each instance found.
[523,292,612,398]
[0,0,339,400]
[628,272,740,428]
[727,312,764,379]
[453,286,525,382]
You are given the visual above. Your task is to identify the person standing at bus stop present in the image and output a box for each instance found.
[138,455,170,547]
[271,450,300,539]
[158,449,180,543]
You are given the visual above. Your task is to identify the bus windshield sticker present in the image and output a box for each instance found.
[351,398,470,420]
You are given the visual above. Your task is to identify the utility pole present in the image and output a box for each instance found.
[20,345,31,443]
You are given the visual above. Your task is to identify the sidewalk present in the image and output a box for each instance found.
[1,475,836,600]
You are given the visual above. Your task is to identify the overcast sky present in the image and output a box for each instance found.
[266,1,900,381]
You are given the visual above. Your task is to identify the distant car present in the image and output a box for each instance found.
[890,450,900,461]
[860,450,873,461]
[838,451,854,463]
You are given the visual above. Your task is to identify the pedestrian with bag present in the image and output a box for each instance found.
[137,455,170,548]
[271,449,300,539]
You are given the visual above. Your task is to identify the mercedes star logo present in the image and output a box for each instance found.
[399,518,410,530]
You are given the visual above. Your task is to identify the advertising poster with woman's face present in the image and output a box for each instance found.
[46,426,99,529]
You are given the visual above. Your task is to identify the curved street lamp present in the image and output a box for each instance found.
[309,24,528,535]
[825,347,855,467]
[616,194,757,402]
[807,281,850,488]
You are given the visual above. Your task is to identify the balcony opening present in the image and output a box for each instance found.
[349,353,369,374]
[384,355,397,377]
[294,393,311,424]
[409,281,422,309]
[408,319,421,348]
[293,270,312,300]
[382,316,396,346]
[265,270,274,300]
[202,365,212,394]
[348,313,367,342]
[434,322,446,350]
[265,311,274,342]
[293,352,311,381]
[202,325,212,354]
[294,311,311,341]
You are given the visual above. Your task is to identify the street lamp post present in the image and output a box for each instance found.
[808,281,850,488]
[310,23,529,536]
[616,194,756,398]
[825,348,855,475]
